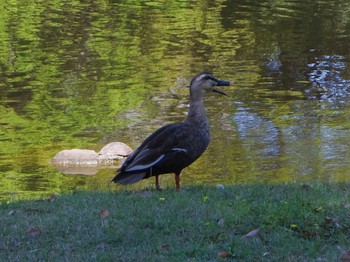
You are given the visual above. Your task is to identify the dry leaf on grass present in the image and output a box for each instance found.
[245,228,260,238]
[218,251,231,258]
[8,210,15,216]
[161,244,171,252]
[341,251,350,261]
[28,227,41,237]
[325,216,339,223]
[47,194,56,202]
[301,184,311,190]
[99,209,110,219]
[217,218,225,226]
[302,230,318,239]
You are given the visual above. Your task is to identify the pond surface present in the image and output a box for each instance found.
[1,0,350,201]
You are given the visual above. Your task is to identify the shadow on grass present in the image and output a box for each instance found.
[1,183,350,261]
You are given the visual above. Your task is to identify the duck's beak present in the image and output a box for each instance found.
[213,79,231,96]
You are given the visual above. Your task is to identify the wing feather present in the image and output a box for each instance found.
[120,122,188,171]
[112,172,147,185]
[112,121,196,185]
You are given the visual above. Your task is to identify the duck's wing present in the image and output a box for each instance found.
[112,122,190,184]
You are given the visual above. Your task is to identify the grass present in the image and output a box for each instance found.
[1,183,350,261]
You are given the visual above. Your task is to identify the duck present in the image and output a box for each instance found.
[111,72,231,190]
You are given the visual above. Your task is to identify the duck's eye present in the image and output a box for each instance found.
[203,75,212,81]
[197,73,214,82]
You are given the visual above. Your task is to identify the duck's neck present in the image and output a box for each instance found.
[185,90,208,126]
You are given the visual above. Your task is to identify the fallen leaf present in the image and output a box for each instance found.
[245,228,260,238]
[23,208,41,214]
[314,206,323,212]
[161,244,171,252]
[28,227,41,237]
[341,250,350,261]
[302,230,318,239]
[8,210,15,216]
[99,209,110,219]
[217,218,225,226]
[290,224,298,230]
[301,184,311,190]
[47,194,56,202]
[216,184,225,190]
[218,251,231,258]
[325,216,339,224]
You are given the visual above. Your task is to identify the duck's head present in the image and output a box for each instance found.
[190,72,231,96]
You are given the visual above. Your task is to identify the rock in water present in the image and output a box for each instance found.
[51,142,133,175]
[51,149,99,165]
[98,142,133,161]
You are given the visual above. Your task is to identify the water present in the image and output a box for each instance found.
[1,0,350,201]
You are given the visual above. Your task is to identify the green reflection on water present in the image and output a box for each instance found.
[0,0,350,201]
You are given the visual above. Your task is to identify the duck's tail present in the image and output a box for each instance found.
[111,170,147,185]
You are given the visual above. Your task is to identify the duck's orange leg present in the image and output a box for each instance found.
[175,173,180,191]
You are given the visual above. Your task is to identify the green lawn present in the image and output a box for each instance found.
[1,183,350,261]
